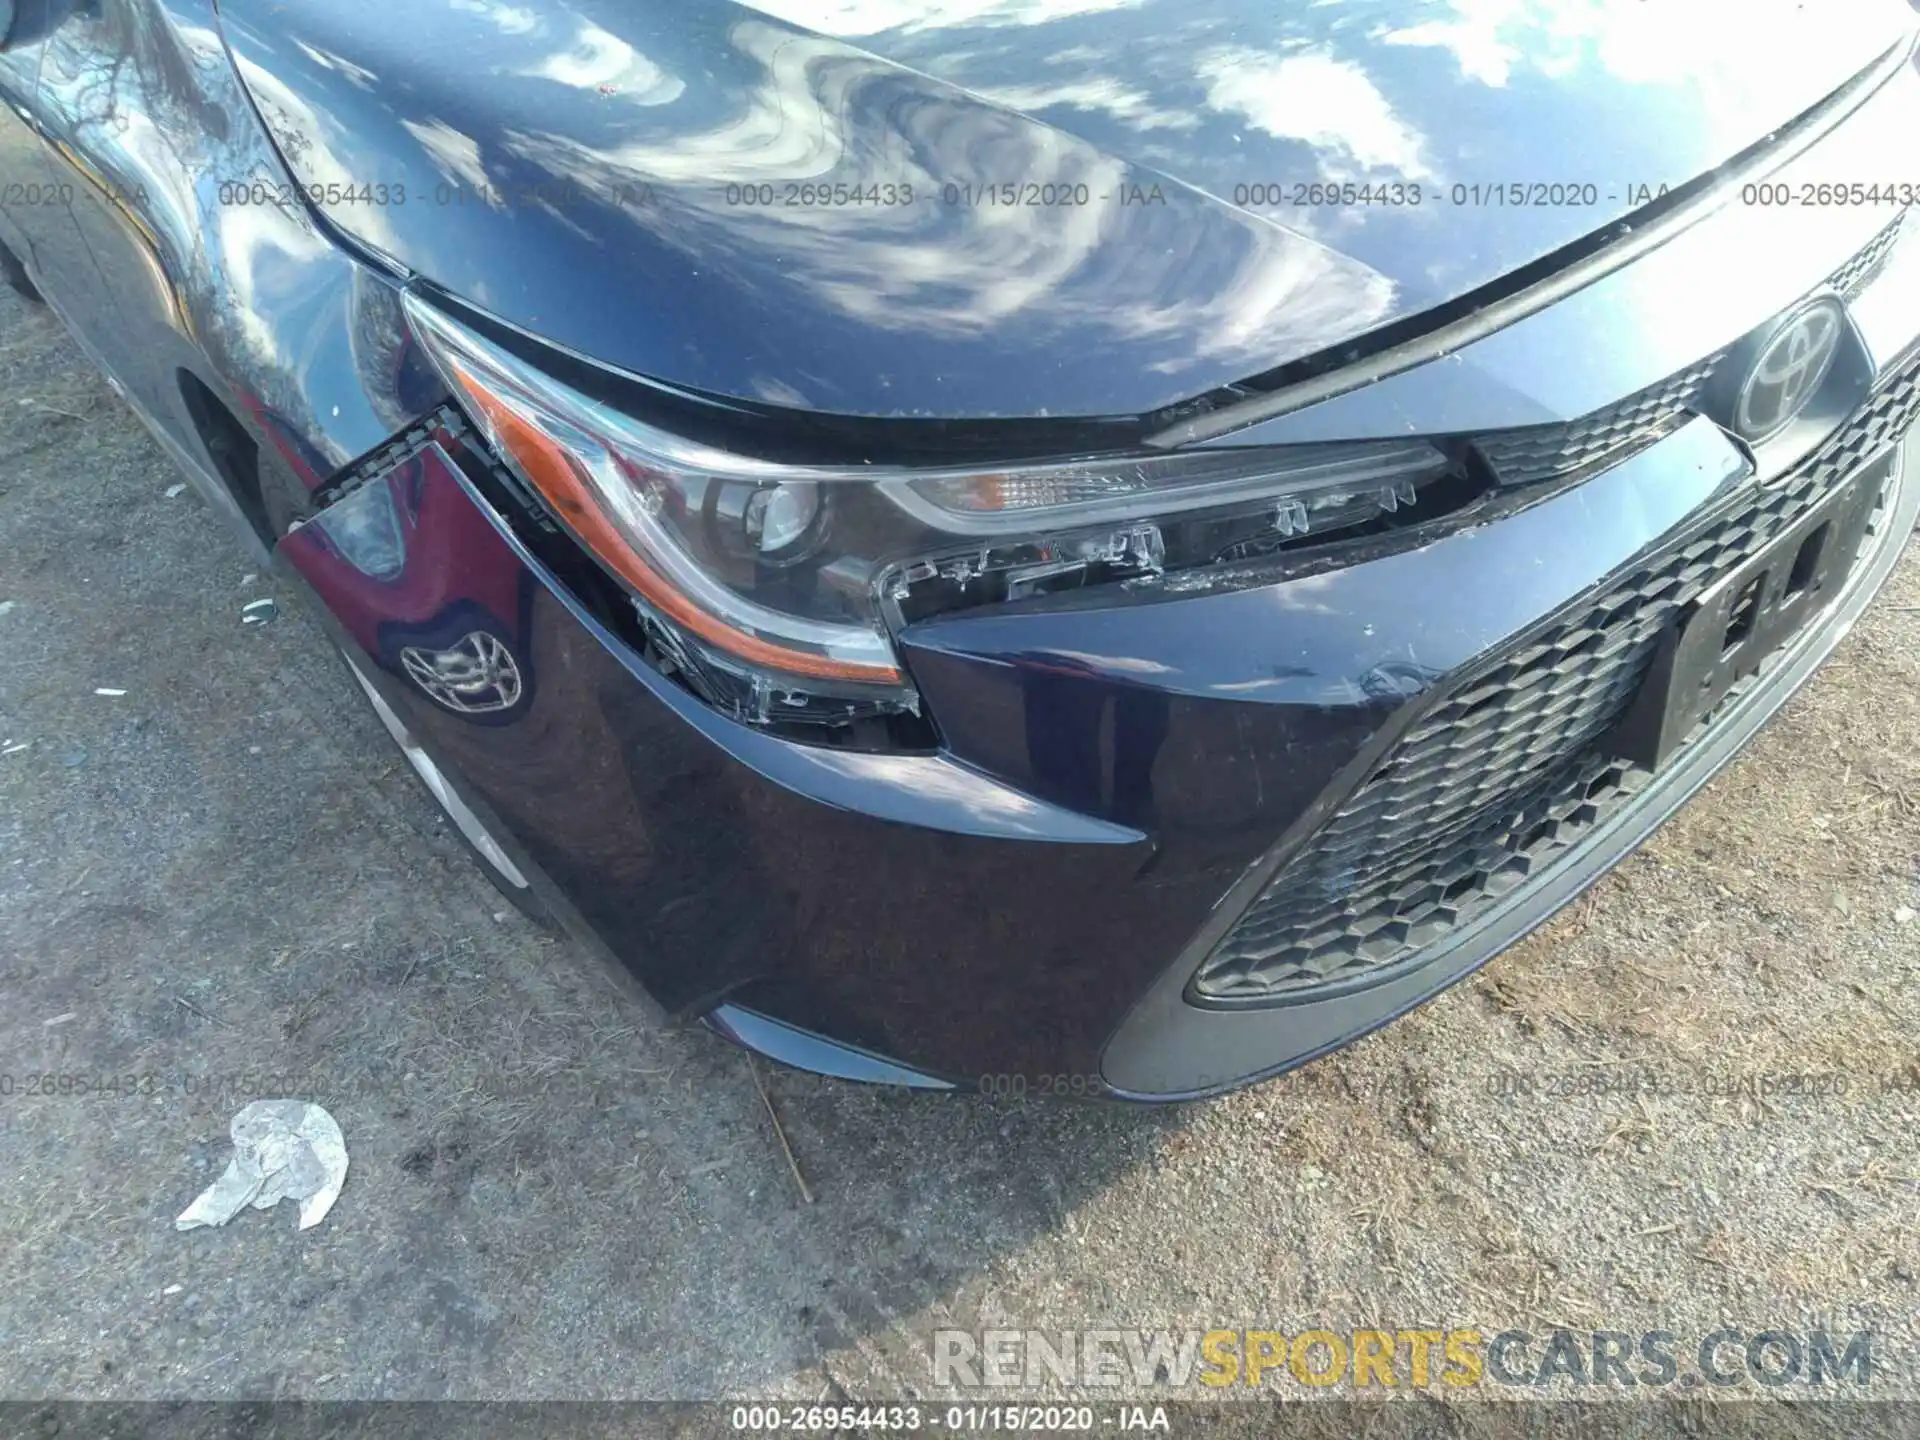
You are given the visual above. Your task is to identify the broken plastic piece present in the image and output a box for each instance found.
[175,1100,348,1232]
[1376,478,1419,513]
[242,598,278,626]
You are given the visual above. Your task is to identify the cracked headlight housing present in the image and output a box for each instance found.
[405,294,1450,731]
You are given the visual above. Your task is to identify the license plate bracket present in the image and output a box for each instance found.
[1610,453,1890,771]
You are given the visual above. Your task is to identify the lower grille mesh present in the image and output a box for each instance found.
[1194,353,1920,1005]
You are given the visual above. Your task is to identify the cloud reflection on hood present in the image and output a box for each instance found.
[498,18,1395,386]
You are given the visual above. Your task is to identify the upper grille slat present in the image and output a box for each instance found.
[1475,357,1724,486]
[1471,209,1912,489]
[1830,207,1912,299]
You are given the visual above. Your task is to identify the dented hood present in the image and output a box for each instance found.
[215,0,1919,419]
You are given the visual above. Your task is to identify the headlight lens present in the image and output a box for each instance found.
[404,294,1450,728]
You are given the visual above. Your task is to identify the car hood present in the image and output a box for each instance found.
[216,0,1918,421]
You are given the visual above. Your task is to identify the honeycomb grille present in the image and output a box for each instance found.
[1194,352,1920,1005]
[1472,214,1910,488]
[1476,357,1724,486]
[1830,208,1911,299]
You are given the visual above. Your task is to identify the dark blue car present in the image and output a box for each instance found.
[3,0,1917,1096]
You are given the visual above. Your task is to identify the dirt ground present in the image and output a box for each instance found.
[4,275,1920,1419]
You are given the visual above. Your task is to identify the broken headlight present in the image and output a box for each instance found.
[405,294,1449,729]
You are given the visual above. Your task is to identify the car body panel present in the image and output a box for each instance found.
[0,0,444,531]
[1103,428,1920,1097]
[277,430,1169,1037]
[897,419,1750,831]
[4,0,1918,1094]
[284,409,1756,1083]
[213,0,1913,419]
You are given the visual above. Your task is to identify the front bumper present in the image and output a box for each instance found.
[1106,419,1919,1098]
[278,48,1920,1100]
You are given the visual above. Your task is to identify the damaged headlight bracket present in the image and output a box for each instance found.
[402,291,1457,736]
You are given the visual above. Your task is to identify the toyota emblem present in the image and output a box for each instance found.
[1732,298,1845,442]
[400,631,524,715]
